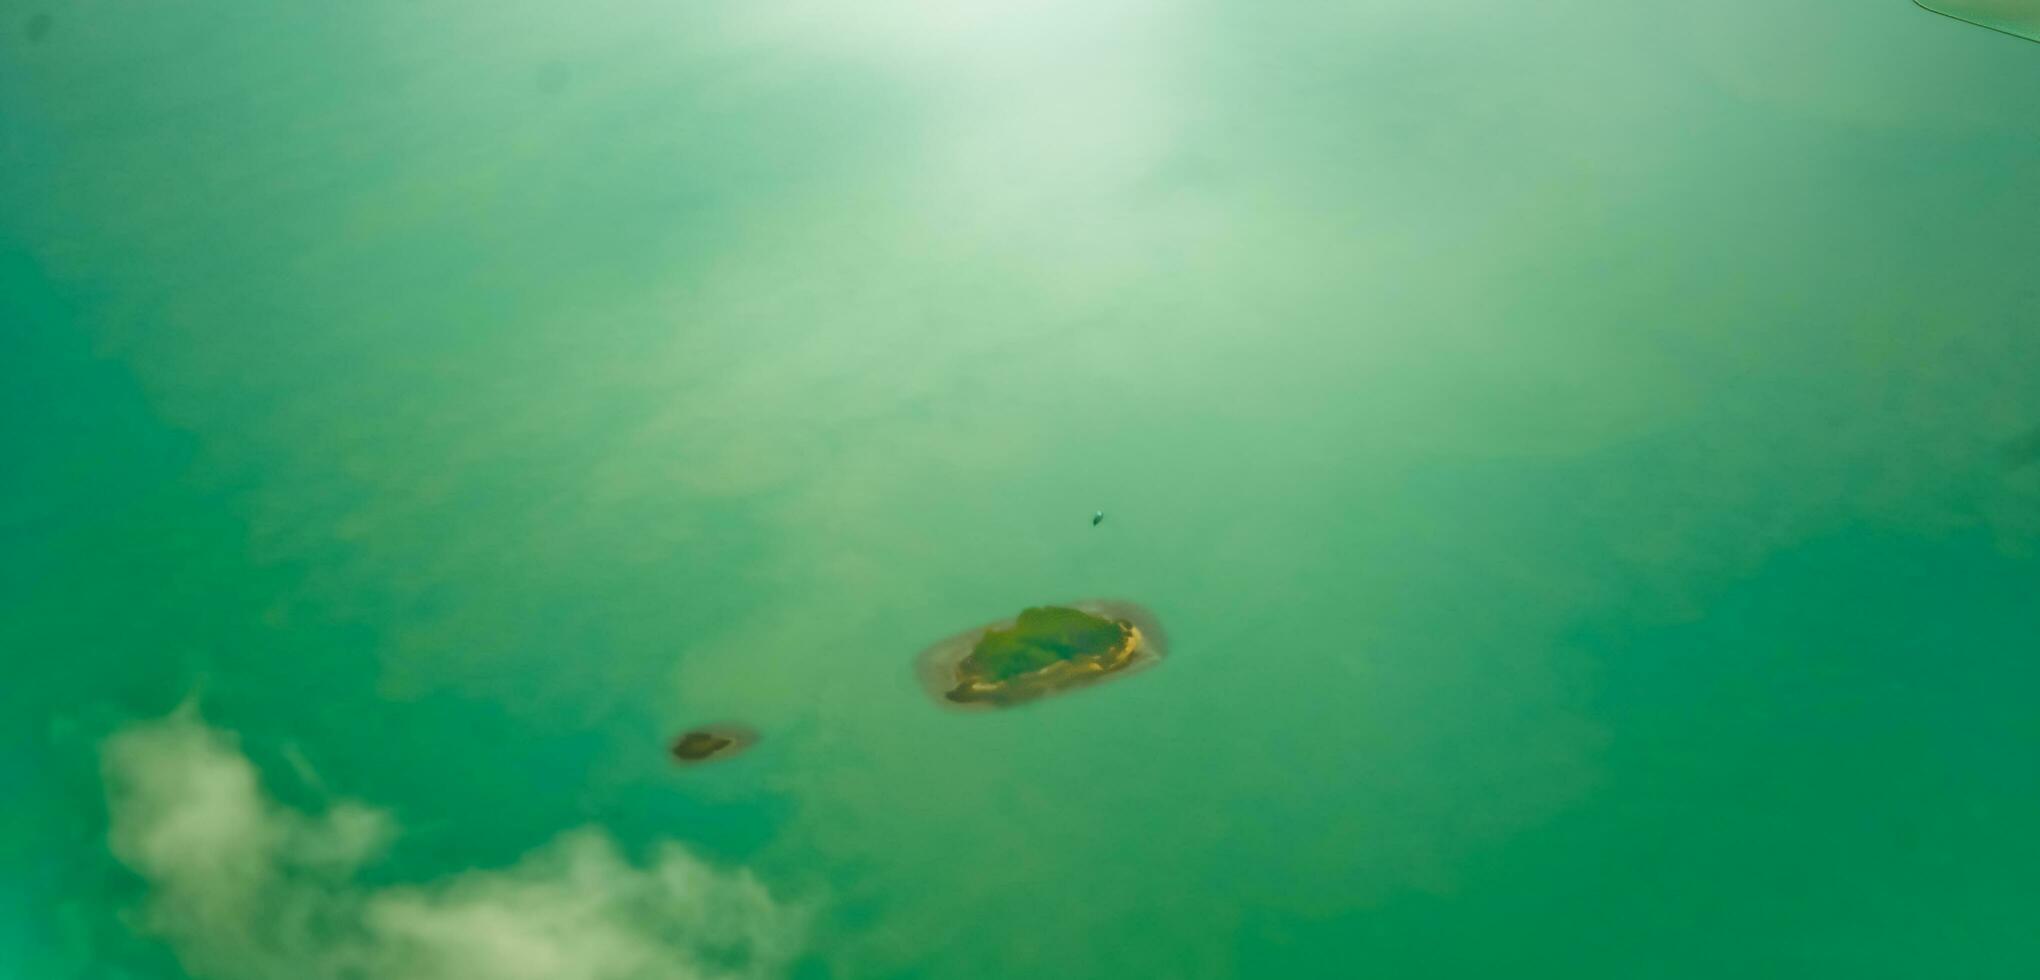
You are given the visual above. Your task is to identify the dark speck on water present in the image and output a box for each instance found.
[667,722,759,766]
[673,731,731,760]
[24,12,53,42]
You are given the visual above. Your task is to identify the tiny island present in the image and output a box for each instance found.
[667,723,759,766]
[915,600,1167,710]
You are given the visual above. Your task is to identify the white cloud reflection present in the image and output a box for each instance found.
[101,708,804,980]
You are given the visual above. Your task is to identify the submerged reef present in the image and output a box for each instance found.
[915,600,1167,710]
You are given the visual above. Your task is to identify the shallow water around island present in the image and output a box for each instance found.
[4,1,2040,978]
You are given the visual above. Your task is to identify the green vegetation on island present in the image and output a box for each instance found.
[915,600,1167,710]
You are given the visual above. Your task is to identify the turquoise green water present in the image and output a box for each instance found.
[5,1,2039,977]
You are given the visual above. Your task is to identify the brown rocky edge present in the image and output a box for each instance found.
[667,723,760,766]
[914,599,1168,711]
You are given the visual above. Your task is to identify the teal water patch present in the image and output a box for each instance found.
[1230,527,2040,978]
[21,11,53,44]
[2006,424,2040,468]
[1917,0,2040,41]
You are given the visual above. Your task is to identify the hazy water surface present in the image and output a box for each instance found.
[5,1,2039,977]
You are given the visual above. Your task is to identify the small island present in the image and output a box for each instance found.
[667,723,759,766]
[915,600,1167,710]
